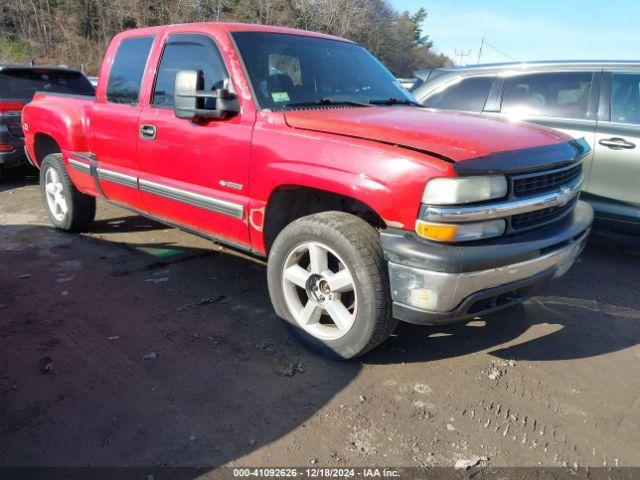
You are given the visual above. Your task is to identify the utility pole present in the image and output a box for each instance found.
[454,49,472,65]
[477,37,485,64]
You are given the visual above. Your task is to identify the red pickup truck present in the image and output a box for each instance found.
[22,23,593,358]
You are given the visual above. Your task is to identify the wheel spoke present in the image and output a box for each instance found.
[283,265,311,289]
[325,299,354,332]
[57,197,68,214]
[45,183,57,194]
[308,243,328,274]
[326,268,354,293]
[299,300,322,326]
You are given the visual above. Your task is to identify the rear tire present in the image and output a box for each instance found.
[267,211,396,359]
[40,153,96,231]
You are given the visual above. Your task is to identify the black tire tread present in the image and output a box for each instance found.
[40,153,96,231]
[274,211,396,358]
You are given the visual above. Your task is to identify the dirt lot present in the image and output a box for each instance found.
[1,170,640,471]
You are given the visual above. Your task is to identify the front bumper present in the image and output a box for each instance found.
[381,200,593,325]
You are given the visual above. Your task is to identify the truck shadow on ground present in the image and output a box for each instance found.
[0,167,38,192]
[88,215,173,234]
[0,223,359,467]
[365,227,640,365]
[1,220,638,467]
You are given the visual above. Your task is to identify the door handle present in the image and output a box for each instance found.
[598,137,636,150]
[139,124,157,140]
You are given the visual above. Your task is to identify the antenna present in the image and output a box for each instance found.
[477,37,485,64]
[455,49,472,65]
[482,40,520,62]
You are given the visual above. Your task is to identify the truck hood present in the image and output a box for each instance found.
[284,107,587,173]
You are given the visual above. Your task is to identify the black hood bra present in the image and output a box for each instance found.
[454,138,591,176]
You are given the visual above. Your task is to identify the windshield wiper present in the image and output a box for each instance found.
[368,97,423,107]
[284,97,372,109]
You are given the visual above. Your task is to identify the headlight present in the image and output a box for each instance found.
[422,175,508,205]
[416,219,506,242]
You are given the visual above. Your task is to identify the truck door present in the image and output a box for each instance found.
[91,35,154,208]
[590,71,640,212]
[136,33,252,247]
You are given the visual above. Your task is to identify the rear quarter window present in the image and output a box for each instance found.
[106,36,154,104]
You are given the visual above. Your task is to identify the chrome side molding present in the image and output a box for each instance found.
[70,152,97,163]
[97,168,138,189]
[139,179,244,219]
[68,158,91,175]
[67,152,244,220]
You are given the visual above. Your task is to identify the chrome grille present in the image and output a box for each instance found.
[420,161,583,240]
[512,164,582,198]
[511,197,577,231]
[507,163,582,232]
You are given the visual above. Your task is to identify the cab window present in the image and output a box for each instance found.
[501,72,593,120]
[152,34,228,108]
[106,36,154,105]
[424,76,494,112]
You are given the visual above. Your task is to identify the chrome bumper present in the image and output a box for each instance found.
[384,201,593,325]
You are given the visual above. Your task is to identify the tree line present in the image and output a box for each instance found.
[0,0,452,76]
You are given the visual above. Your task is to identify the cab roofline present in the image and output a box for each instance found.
[117,22,354,44]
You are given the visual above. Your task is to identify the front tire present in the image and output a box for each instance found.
[40,153,96,231]
[267,212,396,359]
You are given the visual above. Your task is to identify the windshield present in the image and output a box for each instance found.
[0,69,95,100]
[231,32,413,110]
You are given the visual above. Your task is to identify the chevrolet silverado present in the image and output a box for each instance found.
[21,23,593,358]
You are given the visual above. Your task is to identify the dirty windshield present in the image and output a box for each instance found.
[232,31,413,110]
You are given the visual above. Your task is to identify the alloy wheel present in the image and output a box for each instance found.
[281,241,358,341]
[44,167,68,222]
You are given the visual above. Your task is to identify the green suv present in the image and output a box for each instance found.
[412,61,640,234]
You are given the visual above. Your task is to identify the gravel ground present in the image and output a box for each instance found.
[1,169,639,471]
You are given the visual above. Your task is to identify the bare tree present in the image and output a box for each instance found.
[0,0,451,76]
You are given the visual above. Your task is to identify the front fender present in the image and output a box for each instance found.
[248,123,452,252]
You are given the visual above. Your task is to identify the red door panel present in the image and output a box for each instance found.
[137,107,252,246]
[92,103,143,207]
[136,32,254,247]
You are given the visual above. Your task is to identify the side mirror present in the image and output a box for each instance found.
[174,69,240,120]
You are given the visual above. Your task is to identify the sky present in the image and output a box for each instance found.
[390,0,640,65]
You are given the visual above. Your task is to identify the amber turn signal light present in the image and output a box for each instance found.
[415,221,458,241]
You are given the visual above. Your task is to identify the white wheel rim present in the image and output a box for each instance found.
[282,241,358,341]
[44,167,68,222]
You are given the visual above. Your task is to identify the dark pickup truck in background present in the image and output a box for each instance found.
[0,65,94,177]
